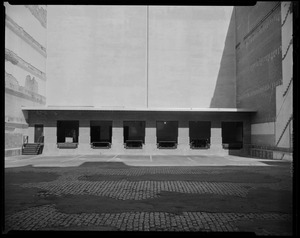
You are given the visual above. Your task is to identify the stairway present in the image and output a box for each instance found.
[22,143,43,155]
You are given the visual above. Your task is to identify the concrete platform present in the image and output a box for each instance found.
[4,154,290,168]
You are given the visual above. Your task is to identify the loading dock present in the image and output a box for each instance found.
[57,120,79,148]
[221,121,243,149]
[22,107,255,156]
[90,121,112,148]
[156,121,178,149]
[189,121,211,149]
[123,121,145,149]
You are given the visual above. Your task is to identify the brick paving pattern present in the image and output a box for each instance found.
[15,167,291,200]
[20,180,251,198]
[5,204,292,233]
[5,165,293,235]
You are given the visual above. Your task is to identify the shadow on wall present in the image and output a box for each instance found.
[209,8,236,108]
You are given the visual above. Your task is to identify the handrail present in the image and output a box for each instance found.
[282,38,293,61]
[281,2,292,27]
[37,136,44,143]
[283,77,293,97]
[276,114,293,147]
[23,135,28,145]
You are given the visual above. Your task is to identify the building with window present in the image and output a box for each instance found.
[5,3,293,160]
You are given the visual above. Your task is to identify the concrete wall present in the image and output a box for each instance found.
[148,6,234,108]
[211,2,293,160]
[28,110,251,156]
[235,2,282,125]
[46,6,147,107]
[209,8,236,108]
[273,2,293,160]
[231,2,293,160]
[4,3,47,156]
[46,6,233,108]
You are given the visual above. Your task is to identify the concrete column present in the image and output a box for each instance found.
[78,120,90,153]
[44,125,58,155]
[178,121,189,154]
[112,120,124,153]
[210,121,225,155]
[145,120,156,154]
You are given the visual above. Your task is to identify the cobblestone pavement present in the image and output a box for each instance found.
[5,204,292,233]
[4,161,293,235]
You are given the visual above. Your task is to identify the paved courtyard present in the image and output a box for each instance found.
[4,154,293,235]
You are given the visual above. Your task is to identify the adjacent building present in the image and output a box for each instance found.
[4,3,47,156]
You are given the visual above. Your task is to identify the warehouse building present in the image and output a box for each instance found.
[5,2,293,160]
[22,107,254,156]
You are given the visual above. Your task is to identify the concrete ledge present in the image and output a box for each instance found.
[5,148,22,157]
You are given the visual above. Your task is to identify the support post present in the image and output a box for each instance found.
[210,120,225,155]
[78,120,90,153]
[112,120,124,153]
[145,120,156,154]
[178,121,189,154]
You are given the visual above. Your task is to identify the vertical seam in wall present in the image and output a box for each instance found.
[146,6,149,108]
[234,7,237,108]
[274,121,276,146]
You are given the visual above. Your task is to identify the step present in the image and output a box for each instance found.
[22,148,39,151]
[23,146,40,149]
[23,150,39,152]
[23,146,39,149]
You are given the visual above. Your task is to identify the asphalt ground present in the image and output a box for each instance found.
[4,154,294,235]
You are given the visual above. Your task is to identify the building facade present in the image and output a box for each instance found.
[5,3,293,160]
[4,3,47,156]
[22,107,254,156]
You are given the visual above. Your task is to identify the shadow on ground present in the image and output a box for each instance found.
[5,161,292,217]
[49,189,292,215]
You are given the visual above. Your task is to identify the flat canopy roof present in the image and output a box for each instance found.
[21,106,257,113]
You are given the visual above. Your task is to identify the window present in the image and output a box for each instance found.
[123,121,145,148]
[90,121,112,148]
[156,121,178,149]
[221,122,243,149]
[189,121,211,149]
